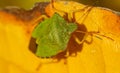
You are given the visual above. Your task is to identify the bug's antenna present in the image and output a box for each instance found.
[76,6,93,24]
[74,30,114,45]
[73,0,101,24]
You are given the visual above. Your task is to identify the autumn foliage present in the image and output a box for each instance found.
[0,1,120,73]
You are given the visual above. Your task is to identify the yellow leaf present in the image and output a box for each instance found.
[0,10,41,73]
[45,1,120,73]
[0,1,120,73]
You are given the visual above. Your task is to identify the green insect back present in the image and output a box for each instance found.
[32,13,77,58]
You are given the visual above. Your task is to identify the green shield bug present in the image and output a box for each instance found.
[28,0,115,71]
[30,0,114,60]
[30,0,94,59]
[32,13,77,58]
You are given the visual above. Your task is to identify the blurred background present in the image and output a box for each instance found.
[0,0,120,12]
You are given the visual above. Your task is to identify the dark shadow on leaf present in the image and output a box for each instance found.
[29,37,37,53]
[52,24,88,61]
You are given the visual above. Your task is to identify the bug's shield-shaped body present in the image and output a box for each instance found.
[32,13,77,58]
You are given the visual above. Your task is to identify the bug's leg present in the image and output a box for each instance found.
[73,31,89,45]
[75,6,93,24]
[36,63,42,71]
[31,15,48,25]
[72,6,94,44]
[65,49,70,58]
[50,0,83,22]
[50,0,94,23]
[36,58,59,71]
[51,0,69,21]
[51,0,66,14]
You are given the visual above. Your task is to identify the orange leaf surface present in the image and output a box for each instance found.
[0,1,120,73]
[45,1,120,73]
[0,9,41,73]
